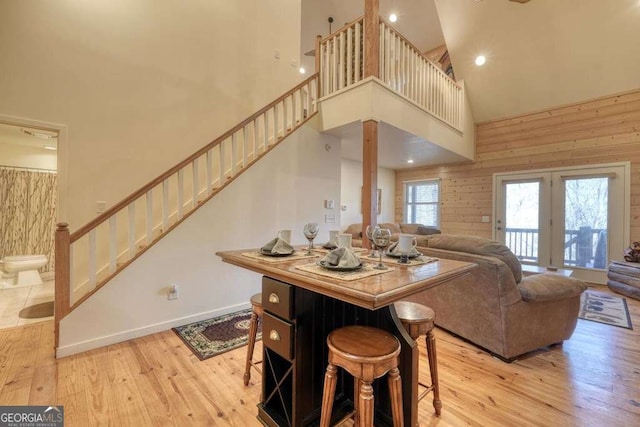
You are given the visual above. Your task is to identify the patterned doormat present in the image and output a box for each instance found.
[173,309,261,360]
[579,291,633,329]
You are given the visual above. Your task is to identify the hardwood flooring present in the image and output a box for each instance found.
[1,286,638,426]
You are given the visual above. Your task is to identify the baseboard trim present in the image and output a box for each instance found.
[56,302,250,358]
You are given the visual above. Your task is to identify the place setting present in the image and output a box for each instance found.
[296,227,395,281]
[312,230,368,254]
[362,226,438,267]
[242,227,321,263]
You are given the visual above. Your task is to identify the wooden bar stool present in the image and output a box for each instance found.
[243,293,263,386]
[394,301,441,416]
[320,325,404,427]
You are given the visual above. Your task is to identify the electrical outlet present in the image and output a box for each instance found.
[481,215,490,223]
[96,201,107,214]
[325,214,336,223]
[168,284,178,300]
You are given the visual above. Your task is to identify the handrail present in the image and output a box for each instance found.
[320,15,365,44]
[71,74,318,242]
[317,15,464,132]
[378,17,463,131]
[378,16,460,89]
[318,17,366,97]
[56,74,319,344]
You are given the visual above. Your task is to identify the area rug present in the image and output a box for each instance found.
[173,309,261,360]
[579,291,632,329]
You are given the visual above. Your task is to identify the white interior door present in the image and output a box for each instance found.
[495,163,629,284]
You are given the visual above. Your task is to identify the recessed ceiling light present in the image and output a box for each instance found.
[299,67,306,74]
[389,13,398,23]
[475,55,486,66]
[407,159,414,164]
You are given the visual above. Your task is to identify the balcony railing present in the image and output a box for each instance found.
[317,15,463,132]
[505,226,607,268]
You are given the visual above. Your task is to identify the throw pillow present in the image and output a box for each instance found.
[417,225,441,236]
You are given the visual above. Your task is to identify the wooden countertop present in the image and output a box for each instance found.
[216,249,475,310]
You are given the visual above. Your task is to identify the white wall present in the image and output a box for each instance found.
[0,0,303,228]
[0,143,57,171]
[340,158,395,229]
[59,126,341,356]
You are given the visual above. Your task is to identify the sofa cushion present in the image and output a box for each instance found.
[426,234,523,283]
[380,222,402,234]
[344,223,362,239]
[518,274,587,302]
[417,225,441,236]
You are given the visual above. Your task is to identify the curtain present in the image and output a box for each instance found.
[0,168,57,273]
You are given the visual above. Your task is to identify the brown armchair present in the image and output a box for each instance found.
[403,235,587,361]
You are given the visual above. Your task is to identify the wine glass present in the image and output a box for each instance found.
[303,223,320,255]
[372,228,392,270]
[365,225,380,258]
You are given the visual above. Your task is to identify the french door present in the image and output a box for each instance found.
[494,164,629,283]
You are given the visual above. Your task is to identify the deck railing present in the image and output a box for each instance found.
[55,74,318,342]
[317,16,464,132]
[505,226,607,268]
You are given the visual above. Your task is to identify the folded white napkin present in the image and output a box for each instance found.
[261,237,294,255]
[387,241,420,256]
[321,247,361,268]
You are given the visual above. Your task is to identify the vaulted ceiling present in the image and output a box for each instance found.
[302,0,640,123]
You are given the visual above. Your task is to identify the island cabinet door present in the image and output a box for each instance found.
[257,276,404,427]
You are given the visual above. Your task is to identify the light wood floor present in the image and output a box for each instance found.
[1,286,639,426]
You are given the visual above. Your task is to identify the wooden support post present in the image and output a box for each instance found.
[362,120,378,249]
[55,222,71,349]
[364,0,380,78]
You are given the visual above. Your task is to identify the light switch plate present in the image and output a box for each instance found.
[325,199,335,209]
[481,215,490,223]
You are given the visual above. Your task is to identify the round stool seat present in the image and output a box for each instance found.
[394,301,435,339]
[328,325,401,362]
[250,293,263,314]
[321,325,404,427]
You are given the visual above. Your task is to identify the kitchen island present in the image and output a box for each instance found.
[217,248,475,426]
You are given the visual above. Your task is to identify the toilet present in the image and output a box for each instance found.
[0,255,48,289]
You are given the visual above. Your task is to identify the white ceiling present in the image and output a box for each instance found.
[437,0,640,123]
[331,121,470,170]
[302,0,640,168]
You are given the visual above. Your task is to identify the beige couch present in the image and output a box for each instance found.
[401,234,587,361]
[343,222,441,248]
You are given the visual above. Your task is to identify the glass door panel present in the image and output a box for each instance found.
[504,181,541,263]
[562,177,609,269]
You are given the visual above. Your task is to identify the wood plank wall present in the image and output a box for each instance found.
[395,89,640,242]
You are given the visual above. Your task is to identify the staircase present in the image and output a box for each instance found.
[54,75,318,346]
[54,14,468,351]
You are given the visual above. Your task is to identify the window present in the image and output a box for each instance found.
[404,180,440,226]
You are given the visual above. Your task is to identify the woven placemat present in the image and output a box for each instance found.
[312,246,369,254]
[242,251,319,263]
[295,262,395,281]
[379,255,439,267]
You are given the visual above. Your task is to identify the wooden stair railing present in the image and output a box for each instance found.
[55,74,319,346]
